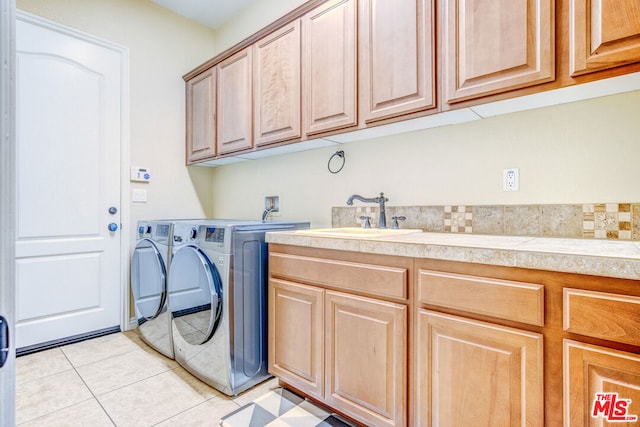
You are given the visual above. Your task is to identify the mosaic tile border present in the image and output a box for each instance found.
[583,203,632,240]
[444,205,473,233]
[332,202,640,241]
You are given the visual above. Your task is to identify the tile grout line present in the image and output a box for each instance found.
[18,333,271,425]
[61,333,223,425]
[66,352,187,425]
[56,336,174,425]
[14,347,72,386]
[59,345,119,427]
[80,360,226,425]
[148,392,241,427]
[14,345,112,426]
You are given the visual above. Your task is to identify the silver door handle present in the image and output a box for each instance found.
[0,316,8,368]
[108,223,118,232]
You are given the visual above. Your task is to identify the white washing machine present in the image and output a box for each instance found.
[167,219,309,396]
[131,220,176,358]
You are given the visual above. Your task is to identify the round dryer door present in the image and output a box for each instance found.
[168,245,223,346]
[131,239,167,321]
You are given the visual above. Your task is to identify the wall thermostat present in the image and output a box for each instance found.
[131,166,151,182]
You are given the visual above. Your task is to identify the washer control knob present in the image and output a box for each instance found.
[190,228,198,240]
[138,226,145,235]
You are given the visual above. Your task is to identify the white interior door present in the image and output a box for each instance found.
[15,13,126,349]
[1,0,16,423]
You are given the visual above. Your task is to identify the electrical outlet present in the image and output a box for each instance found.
[503,168,519,191]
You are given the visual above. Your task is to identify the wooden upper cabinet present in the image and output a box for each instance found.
[186,68,216,164]
[217,47,252,155]
[302,0,357,135]
[359,0,435,123]
[570,0,640,76]
[440,0,554,105]
[253,21,302,147]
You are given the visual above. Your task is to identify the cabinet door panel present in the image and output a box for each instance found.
[416,310,544,427]
[217,48,252,154]
[254,21,301,146]
[359,0,435,122]
[302,0,357,135]
[441,0,554,104]
[325,291,406,427]
[268,279,324,399]
[570,0,640,75]
[564,340,640,426]
[186,69,216,163]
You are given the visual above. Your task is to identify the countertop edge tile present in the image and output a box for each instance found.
[266,231,640,280]
[513,251,640,280]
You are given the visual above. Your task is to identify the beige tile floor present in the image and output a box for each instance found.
[15,331,279,426]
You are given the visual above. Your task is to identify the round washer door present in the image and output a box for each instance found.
[131,238,167,321]
[168,245,223,346]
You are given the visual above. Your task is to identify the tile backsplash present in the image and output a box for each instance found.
[332,203,640,241]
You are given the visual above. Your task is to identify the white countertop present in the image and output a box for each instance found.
[266,229,640,280]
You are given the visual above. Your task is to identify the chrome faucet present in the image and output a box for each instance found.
[261,207,275,222]
[346,192,389,228]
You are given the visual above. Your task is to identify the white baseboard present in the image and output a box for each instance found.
[125,317,138,331]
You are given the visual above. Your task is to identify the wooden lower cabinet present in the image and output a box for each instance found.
[268,278,324,399]
[564,340,640,426]
[268,277,407,427]
[563,288,640,347]
[325,291,407,427]
[269,247,640,426]
[416,310,544,426]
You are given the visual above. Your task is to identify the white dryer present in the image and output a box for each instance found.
[167,220,309,396]
[131,220,175,358]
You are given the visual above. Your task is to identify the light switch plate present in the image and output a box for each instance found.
[132,189,147,202]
